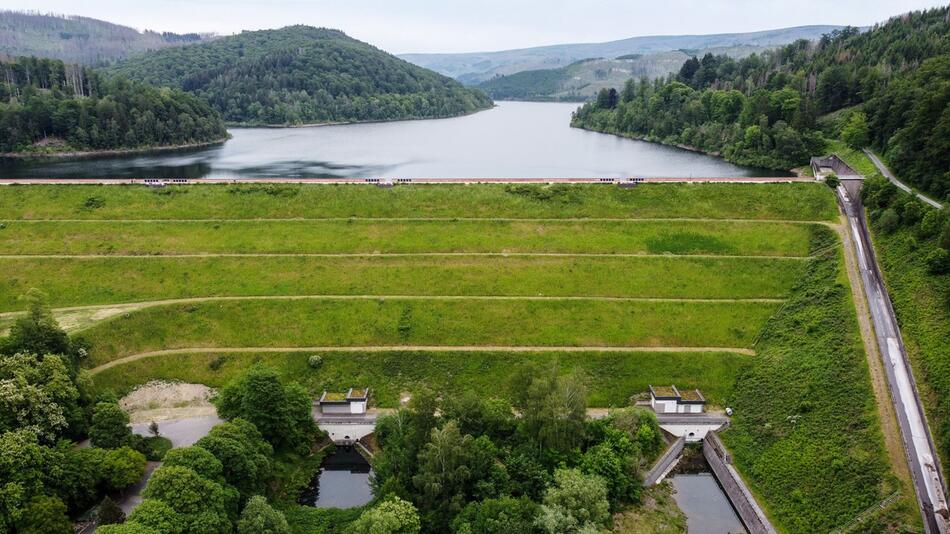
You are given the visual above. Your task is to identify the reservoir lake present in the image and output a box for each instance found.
[0,101,777,179]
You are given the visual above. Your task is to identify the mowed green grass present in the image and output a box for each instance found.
[0,182,838,221]
[80,299,778,367]
[90,350,752,407]
[0,219,815,256]
[0,255,804,311]
[2,183,833,416]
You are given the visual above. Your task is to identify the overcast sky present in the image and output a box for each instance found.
[2,0,944,54]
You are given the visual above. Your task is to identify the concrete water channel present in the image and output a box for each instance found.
[298,446,374,509]
[670,469,746,534]
[645,416,776,534]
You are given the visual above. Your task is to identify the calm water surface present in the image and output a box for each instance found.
[0,102,774,179]
[671,473,747,534]
[299,447,373,509]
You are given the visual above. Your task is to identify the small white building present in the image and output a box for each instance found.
[649,385,706,414]
[318,388,369,415]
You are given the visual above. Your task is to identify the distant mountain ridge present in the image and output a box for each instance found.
[477,45,769,101]
[400,25,847,83]
[106,25,492,126]
[0,11,213,65]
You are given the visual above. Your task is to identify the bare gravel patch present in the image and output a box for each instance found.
[119,381,217,424]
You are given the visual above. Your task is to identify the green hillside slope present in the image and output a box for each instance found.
[0,11,209,65]
[107,26,493,126]
[477,46,765,101]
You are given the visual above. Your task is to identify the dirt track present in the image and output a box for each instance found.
[0,252,810,259]
[89,345,757,375]
[0,294,786,334]
[6,216,835,224]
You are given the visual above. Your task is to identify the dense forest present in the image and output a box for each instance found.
[860,175,950,485]
[0,291,161,532]
[107,26,493,126]
[0,293,325,533]
[0,11,210,65]
[0,56,227,154]
[359,369,666,533]
[573,7,950,198]
[477,66,576,101]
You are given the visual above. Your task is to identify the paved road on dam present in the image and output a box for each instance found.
[838,181,949,534]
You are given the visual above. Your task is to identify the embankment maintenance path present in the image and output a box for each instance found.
[838,182,949,534]
[88,345,757,375]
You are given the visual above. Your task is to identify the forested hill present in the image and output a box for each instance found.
[0,11,211,65]
[0,56,227,154]
[477,46,768,101]
[401,25,844,83]
[573,7,950,198]
[107,26,493,126]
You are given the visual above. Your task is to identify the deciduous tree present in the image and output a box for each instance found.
[452,496,540,534]
[237,495,289,534]
[17,495,72,534]
[215,364,315,450]
[536,469,609,533]
[162,446,224,482]
[141,466,232,532]
[90,402,132,449]
[351,496,421,534]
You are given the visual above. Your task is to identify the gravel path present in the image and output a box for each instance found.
[6,216,834,224]
[90,345,756,375]
[0,294,786,334]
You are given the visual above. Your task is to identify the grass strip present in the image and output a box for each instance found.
[0,219,814,257]
[90,349,751,408]
[79,298,778,367]
[0,183,839,221]
[0,255,803,311]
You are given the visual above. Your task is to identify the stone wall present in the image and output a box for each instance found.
[703,432,777,534]
[644,436,686,486]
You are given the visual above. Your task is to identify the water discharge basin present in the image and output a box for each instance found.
[299,446,373,509]
[670,447,747,534]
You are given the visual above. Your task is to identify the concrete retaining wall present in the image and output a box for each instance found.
[703,432,777,534]
[317,422,376,444]
[645,436,686,486]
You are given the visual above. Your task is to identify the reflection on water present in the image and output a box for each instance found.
[299,447,373,509]
[671,474,747,534]
[669,446,747,534]
[0,102,781,179]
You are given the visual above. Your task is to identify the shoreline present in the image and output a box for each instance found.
[0,104,495,158]
[227,104,496,129]
[569,123,796,176]
[0,137,230,161]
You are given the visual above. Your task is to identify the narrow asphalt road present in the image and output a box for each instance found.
[864,149,944,210]
[838,181,949,533]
